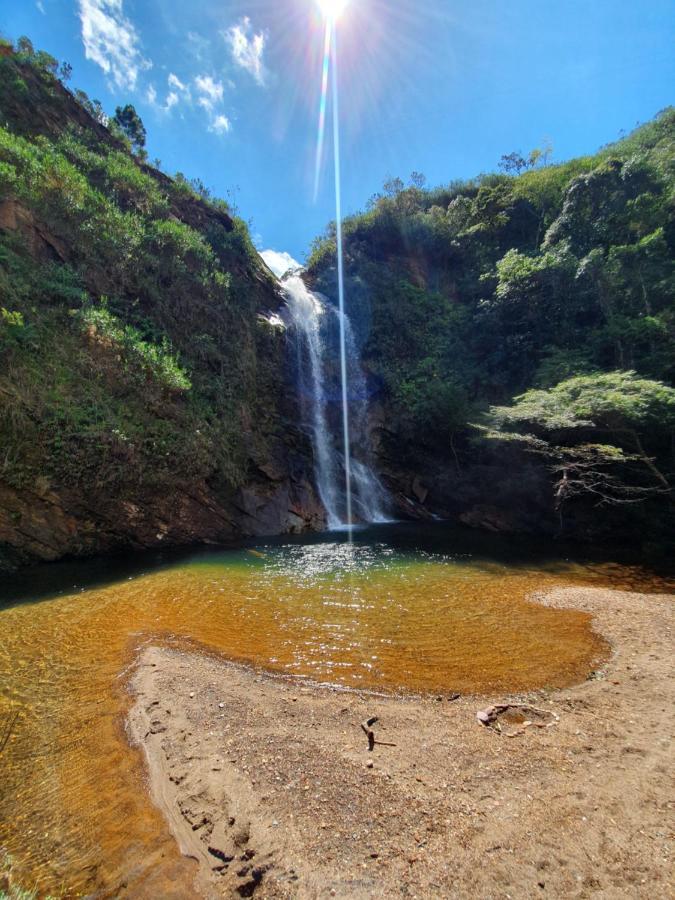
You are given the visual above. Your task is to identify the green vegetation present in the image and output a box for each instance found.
[77,302,192,393]
[481,372,674,512]
[0,853,57,900]
[308,109,674,533]
[0,31,672,549]
[112,103,146,154]
[0,43,282,503]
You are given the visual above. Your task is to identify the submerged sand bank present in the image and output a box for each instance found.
[127,587,673,898]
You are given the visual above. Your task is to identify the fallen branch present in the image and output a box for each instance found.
[361,717,378,751]
[360,716,397,751]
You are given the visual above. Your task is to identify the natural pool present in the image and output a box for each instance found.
[0,522,670,896]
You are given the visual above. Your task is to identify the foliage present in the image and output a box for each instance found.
[480,372,674,510]
[0,45,282,501]
[307,109,675,528]
[112,104,146,153]
[78,302,192,393]
[73,90,107,124]
[498,140,554,174]
[485,371,675,433]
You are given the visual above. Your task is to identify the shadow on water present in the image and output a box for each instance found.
[2,520,672,611]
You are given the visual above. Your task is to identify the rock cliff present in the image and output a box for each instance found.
[0,48,323,571]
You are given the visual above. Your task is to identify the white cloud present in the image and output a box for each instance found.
[192,75,231,134]
[209,114,231,134]
[36,0,46,13]
[260,250,301,278]
[168,72,187,92]
[187,31,209,61]
[146,83,181,113]
[224,17,267,86]
[78,0,151,90]
[194,74,224,110]
[145,75,184,114]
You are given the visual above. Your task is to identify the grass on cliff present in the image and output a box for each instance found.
[0,47,283,498]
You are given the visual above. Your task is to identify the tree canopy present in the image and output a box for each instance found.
[112,104,147,153]
[481,372,674,511]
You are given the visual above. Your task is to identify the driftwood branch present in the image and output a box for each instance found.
[360,716,397,751]
[361,716,378,751]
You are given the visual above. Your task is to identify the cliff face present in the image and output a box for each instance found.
[306,110,675,546]
[2,46,673,570]
[0,50,323,571]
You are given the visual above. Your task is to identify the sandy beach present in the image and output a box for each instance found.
[127,586,673,898]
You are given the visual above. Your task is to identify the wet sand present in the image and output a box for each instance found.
[127,586,674,899]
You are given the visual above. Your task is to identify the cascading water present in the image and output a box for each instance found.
[283,274,341,527]
[281,272,389,528]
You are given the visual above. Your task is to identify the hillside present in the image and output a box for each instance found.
[0,43,322,571]
[1,36,673,571]
[307,111,675,547]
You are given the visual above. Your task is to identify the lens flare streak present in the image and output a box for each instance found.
[313,20,332,203]
[330,23,353,534]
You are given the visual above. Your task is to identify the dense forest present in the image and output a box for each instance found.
[307,110,675,546]
[0,37,673,568]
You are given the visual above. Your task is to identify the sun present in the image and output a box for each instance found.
[316,0,350,20]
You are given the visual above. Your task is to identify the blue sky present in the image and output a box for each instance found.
[2,1,674,262]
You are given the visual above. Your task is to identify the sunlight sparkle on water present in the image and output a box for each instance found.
[2,522,666,897]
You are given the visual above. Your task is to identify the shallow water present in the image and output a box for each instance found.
[0,522,670,895]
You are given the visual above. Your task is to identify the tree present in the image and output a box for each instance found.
[15,36,34,57]
[59,61,73,82]
[498,151,528,175]
[113,104,146,153]
[15,37,60,77]
[382,176,405,197]
[479,371,674,512]
[35,51,58,76]
[499,142,554,175]
[75,90,107,124]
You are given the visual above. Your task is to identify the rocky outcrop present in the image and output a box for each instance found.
[376,437,560,537]
[0,452,325,573]
[0,198,69,262]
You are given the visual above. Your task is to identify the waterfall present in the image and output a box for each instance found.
[283,274,341,528]
[281,273,389,528]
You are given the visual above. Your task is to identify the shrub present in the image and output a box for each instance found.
[77,302,191,393]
